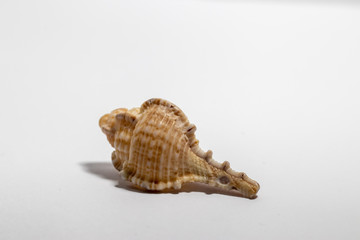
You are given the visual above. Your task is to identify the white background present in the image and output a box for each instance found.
[1,0,360,239]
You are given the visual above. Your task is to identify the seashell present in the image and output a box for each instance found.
[99,98,260,198]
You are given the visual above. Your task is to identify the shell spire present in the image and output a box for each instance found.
[99,98,260,198]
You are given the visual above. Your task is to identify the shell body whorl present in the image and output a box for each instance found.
[99,98,260,198]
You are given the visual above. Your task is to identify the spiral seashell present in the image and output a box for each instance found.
[99,98,260,198]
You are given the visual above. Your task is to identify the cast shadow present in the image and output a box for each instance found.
[81,162,255,199]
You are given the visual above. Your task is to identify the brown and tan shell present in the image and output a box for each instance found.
[99,98,260,198]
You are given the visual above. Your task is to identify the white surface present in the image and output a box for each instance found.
[1,0,360,239]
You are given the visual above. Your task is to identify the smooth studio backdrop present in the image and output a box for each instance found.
[0,0,359,239]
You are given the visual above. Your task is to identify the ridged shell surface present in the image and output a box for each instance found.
[99,98,260,198]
